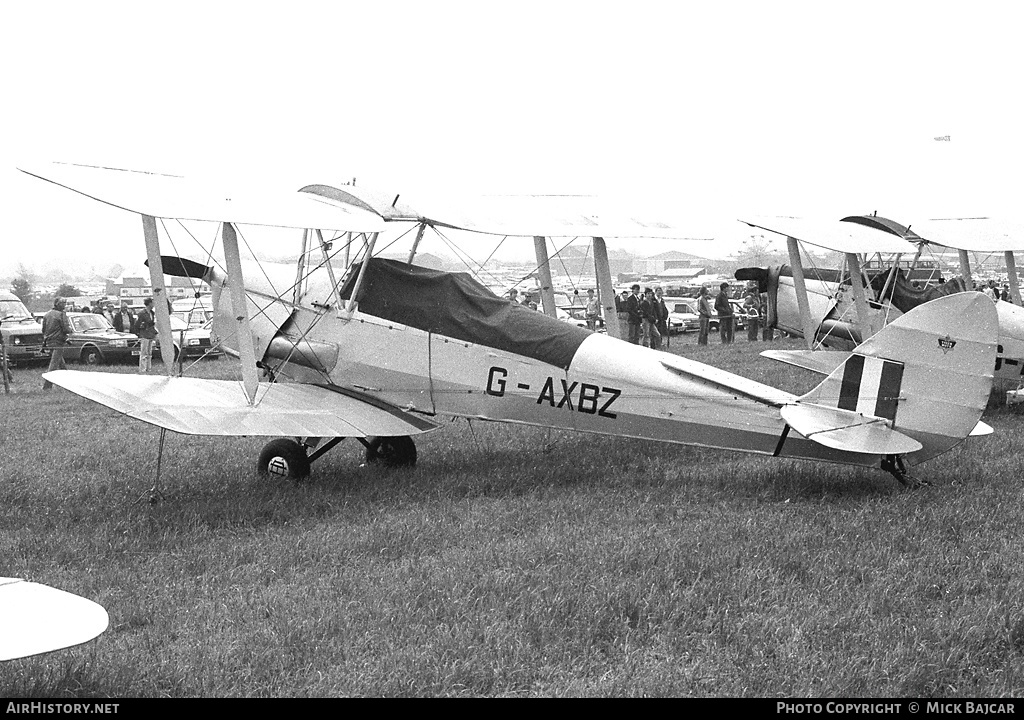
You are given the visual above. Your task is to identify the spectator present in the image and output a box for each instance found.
[584,289,601,331]
[640,287,662,349]
[625,284,642,344]
[41,297,73,390]
[697,286,713,346]
[113,302,135,334]
[654,287,669,347]
[715,282,734,344]
[135,297,157,373]
[743,290,760,341]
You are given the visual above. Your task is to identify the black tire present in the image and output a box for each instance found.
[81,346,102,366]
[257,438,310,480]
[365,436,417,467]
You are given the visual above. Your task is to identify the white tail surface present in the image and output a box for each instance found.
[794,292,997,461]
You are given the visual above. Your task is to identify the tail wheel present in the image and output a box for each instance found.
[257,438,310,480]
[364,436,417,467]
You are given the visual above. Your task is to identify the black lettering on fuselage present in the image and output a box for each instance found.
[598,387,621,418]
[486,366,507,396]
[556,380,578,410]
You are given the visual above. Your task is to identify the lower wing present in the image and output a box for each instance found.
[42,370,439,437]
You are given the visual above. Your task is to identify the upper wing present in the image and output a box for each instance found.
[20,162,387,232]
[301,184,710,239]
[0,578,108,661]
[42,371,439,437]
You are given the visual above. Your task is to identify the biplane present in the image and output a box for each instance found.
[0,577,108,661]
[738,215,1024,391]
[20,163,998,487]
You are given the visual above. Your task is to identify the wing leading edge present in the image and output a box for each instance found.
[42,371,438,437]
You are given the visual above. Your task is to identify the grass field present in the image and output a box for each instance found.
[3,334,1024,697]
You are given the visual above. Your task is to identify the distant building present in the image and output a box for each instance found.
[105,269,210,309]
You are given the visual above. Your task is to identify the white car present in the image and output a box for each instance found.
[664,297,701,333]
[156,315,222,361]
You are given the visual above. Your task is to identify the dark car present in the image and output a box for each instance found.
[64,312,141,365]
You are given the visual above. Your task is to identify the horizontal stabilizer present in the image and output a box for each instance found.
[781,402,922,455]
[0,578,108,661]
[971,421,994,437]
[761,349,851,376]
[42,371,438,437]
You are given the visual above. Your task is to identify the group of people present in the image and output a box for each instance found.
[614,285,670,349]
[981,279,1014,302]
[39,296,159,389]
[697,282,769,346]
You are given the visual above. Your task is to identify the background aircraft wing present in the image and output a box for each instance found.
[20,162,387,232]
[42,371,439,437]
[0,578,108,661]
[740,216,919,254]
[906,217,1024,252]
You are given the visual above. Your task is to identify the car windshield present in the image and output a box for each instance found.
[169,316,188,331]
[0,299,32,321]
[71,314,113,332]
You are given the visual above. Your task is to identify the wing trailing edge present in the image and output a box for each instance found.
[42,371,438,437]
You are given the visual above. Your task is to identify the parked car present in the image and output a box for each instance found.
[556,306,606,332]
[64,312,141,365]
[663,297,700,334]
[155,315,221,361]
[0,291,47,365]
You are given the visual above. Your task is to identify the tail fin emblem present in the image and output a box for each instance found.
[938,335,956,354]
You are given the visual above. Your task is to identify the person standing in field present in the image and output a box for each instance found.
[41,297,73,390]
[715,282,734,344]
[585,289,601,331]
[697,286,712,346]
[625,284,642,345]
[135,297,157,373]
[743,289,760,341]
[113,301,135,334]
[640,287,662,349]
[654,287,670,347]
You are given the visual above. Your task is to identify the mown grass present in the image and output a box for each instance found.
[3,336,1024,697]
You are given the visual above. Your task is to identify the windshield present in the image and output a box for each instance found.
[0,299,32,321]
[71,314,113,332]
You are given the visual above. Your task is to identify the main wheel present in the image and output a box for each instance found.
[364,436,417,467]
[257,438,310,480]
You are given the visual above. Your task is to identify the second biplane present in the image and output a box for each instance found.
[21,163,998,487]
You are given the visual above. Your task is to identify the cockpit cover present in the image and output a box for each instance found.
[339,259,591,370]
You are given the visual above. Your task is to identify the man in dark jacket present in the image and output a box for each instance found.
[640,288,662,349]
[113,301,135,334]
[625,284,642,344]
[715,282,734,344]
[41,297,73,390]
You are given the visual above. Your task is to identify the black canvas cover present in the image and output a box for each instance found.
[338,259,591,370]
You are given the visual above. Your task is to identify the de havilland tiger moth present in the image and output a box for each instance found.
[20,162,999,488]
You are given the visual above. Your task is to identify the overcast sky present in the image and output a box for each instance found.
[3,1,1023,275]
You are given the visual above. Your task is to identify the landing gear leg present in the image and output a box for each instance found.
[882,454,929,488]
